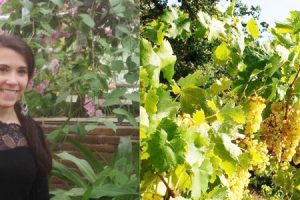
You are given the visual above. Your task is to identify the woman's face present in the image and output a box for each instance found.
[0,47,29,108]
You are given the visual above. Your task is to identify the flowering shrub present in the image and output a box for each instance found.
[0,0,139,126]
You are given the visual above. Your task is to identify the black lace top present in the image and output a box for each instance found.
[0,121,49,200]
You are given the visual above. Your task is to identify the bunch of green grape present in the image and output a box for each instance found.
[245,96,266,136]
[260,102,284,161]
[227,168,251,200]
[280,107,300,169]
[241,137,270,175]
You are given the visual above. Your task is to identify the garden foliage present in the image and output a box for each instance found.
[0,0,139,126]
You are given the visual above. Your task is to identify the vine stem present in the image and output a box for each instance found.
[157,173,176,199]
[285,65,300,120]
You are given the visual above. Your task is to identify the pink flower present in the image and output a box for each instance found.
[95,109,103,116]
[50,59,60,75]
[27,79,34,89]
[34,80,49,94]
[69,7,78,15]
[84,96,103,117]
[0,0,7,6]
[104,26,113,37]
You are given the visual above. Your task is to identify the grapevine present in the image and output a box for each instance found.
[141,3,300,199]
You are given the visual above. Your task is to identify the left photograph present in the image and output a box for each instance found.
[0,0,139,199]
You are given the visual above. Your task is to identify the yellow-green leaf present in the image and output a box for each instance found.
[207,100,218,112]
[247,19,259,39]
[214,43,231,64]
[193,110,205,126]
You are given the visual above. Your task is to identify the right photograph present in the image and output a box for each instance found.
[140,0,300,199]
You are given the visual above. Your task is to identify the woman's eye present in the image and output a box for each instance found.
[0,67,8,73]
[18,69,28,75]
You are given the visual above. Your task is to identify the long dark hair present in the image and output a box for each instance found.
[0,34,52,176]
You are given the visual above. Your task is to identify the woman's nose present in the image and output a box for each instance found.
[6,72,18,85]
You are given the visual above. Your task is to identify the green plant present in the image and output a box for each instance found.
[50,136,139,200]
[0,0,139,126]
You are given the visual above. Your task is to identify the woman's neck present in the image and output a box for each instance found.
[0,106,19,124]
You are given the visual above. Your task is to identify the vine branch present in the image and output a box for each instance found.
[285,65,300,120]
[157,173,176,199]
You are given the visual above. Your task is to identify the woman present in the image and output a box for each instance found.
[0,33,52,199]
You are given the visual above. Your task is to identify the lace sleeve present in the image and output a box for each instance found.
[0,121,28,151]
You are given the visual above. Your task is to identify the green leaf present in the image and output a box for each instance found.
[50,0,63,6]
[221,134,242,160]
[247,19,259,39]
[52,160,87,187]
[218,103,245,124]
[140,38,161,67]
[90,184,138,198]
[22,0,33,11]
[178,70,209,87]
[161,8,191,39]
[295,78,300,94]
[111,60,124,72]
[145,89,159,114]
[264,54,282,77]
[79,14,95,28]
[208,18,226,42]
[55,92,70,105]
[113,108,138,127]
[197,11,211,29]
[159,118,178,141]
[210,77,232,96]
[271,28,294,48]
[124,91,139,102]
[147,130,177,172]
[192,159,213,198]
[275,22,294,34]
[66,138,103,172]
[204,186,228,200]
[180,86,207,114]
[157,88,180,119]
[143,21,166,45]
[155,39,176,82]
[214,42,231,64]
[226,0,235,16]
[140,106,149,128]
[192,110,205,126]
[57,152,96,183]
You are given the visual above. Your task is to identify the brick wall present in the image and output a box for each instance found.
[35,118,139,189]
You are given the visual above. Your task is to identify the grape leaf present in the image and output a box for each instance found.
[180,86,207,114]
[145,89,159,114]
[218,103,245,124]
[178,70,209,87]
[155,40,176,82]
[147,129,185,173]
[193,110,205,126]
[159,118,178,141]
[140,38,161,67]
[210,77,232,97]
[247,19,259,39]
[214,43,231,64]
[208,18,226,42]
[157,88,180,119]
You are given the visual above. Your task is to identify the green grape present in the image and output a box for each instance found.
[280,108,300,169]
[293,145,300,165]
[245,96,266,136]
[241,137,269,175]
[227,168,250,200]
[260,110,284,161]
[261,102,300,169]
